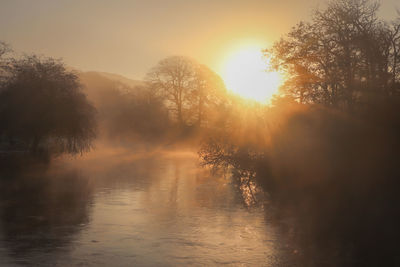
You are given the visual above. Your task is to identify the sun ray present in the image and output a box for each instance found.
[221,45,282,103]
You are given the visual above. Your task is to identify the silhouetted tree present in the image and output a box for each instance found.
[146,56,196,125]
[200,1,400,265]
[190,64,227,127]
[0,56,96,156]
[266,0,400,109]
[146,56,227,127]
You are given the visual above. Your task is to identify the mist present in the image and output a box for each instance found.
[1,0,400,266]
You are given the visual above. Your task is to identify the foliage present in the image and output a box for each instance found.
[0,56,97,155]
[200,1,400,265]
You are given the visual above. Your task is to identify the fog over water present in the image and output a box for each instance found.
[0,149,295,266]
[1,1,400,265]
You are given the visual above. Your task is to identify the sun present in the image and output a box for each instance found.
[221,45,282,103]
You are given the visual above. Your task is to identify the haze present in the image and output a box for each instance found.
[2,0,400,266]
[1,0,398,80]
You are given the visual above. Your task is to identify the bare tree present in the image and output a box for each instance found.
[146,56,227,127]
[146,56,196,125]
[266,0,400,109]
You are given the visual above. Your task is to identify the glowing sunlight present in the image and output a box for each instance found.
[2,1,400,266]
[221,45,282,103]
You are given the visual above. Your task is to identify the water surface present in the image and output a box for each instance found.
[0,150,293,266]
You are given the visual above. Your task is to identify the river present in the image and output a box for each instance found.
[0,149,296,266]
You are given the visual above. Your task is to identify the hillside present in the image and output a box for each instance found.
[77,71,145,106]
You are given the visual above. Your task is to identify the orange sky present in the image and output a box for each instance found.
[1,0,399,79]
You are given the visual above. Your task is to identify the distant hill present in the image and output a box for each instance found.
[94,72,144,88]
[77,71,145,108]
[78,71,144,91]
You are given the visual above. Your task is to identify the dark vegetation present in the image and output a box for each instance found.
[200,0,400,265]
[0,49,96,159]
[0,45,230,161]
[1,0,400,265]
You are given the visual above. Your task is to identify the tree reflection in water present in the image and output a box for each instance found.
[0,152,292,266]
[0,164,94,265]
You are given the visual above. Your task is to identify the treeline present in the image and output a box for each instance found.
[80,56,230,147]
[79,72,171,143]
[0,44,232,157]
[267,0,400,109]
[200,0,400,266]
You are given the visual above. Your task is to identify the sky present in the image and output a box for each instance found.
[1,0,399,80]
